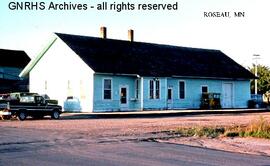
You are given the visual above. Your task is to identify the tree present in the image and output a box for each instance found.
[249,64,270,94]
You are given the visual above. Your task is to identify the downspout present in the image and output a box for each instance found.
[140,77,144,111]
[165,78,168,109]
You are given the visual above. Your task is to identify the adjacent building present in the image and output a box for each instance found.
[20,28,255,112]
[0,49,30,93]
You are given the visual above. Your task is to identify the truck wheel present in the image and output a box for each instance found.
[51,110,60,119]
[17,112,27,121]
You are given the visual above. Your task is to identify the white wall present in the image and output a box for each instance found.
[30,35,94,112]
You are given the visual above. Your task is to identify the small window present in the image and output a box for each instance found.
[149,80,154,99]
[103,79,112,100]
[135,79,139,99]
[168,88,172,100]
[67,96,74,100]
[45,80,47,90]
[155,80,160,99]
[67,80,71,89]
[202,86,208,93]
[179,81,185,99]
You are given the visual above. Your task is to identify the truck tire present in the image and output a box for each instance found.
[17,112,27,121]
[51,110,60,119]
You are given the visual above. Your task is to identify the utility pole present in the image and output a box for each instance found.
[253,54,260,95]
[253,54,260,108]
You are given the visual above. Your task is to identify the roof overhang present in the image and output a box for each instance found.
[94,72,140,77]
[94,73,253,80]
[171,75,253,80]
[19,36,57,78]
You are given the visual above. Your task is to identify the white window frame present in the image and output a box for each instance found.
[149,78,160,100]
[179,80,186,99]
[102,78,113,100]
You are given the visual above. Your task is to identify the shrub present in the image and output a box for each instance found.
[175,127,225,138]
[224,131,239,137]
[197,127,225,138]
[239,131,245,137]
[175,127,199,137]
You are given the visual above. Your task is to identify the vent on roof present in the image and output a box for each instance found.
[128,29,134,42]
[100,26,107,39]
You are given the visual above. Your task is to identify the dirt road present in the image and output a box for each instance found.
[1,112,270,159]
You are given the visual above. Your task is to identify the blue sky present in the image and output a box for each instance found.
[1,0,269,68]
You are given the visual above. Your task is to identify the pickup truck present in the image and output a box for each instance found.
[0,93,62,121]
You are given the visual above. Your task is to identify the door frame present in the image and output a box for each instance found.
[222,82,234,108]
[167,87,173,109]
[119,85,129,108]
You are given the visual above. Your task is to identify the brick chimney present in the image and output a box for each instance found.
[100,26,107,39]
[128,29,134,42]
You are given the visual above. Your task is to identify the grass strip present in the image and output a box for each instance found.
[174,116,270,139]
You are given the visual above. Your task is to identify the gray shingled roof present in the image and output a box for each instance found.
[56,33,255,79]
[0,49,30,68]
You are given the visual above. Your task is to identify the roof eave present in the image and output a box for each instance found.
[171,75,253,80]
[19,37,57,78]
[94,73,253,80]
[95,72,140,77]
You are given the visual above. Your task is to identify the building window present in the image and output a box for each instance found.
[45,80,47,90]
[202,86,208,93]
[103,79,112,100]
[155,80,160,99]
[67,80,71,89]
[179,81,185,99]
[149,79,160,99]
[167,88,172,100]
[80,80,86,99]
[135,79,139,99]
[149,80,154,99]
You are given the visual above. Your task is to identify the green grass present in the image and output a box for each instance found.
[174,127,225,138]
[174,116,270,139]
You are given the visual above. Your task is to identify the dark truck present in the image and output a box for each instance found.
[0,93,62,121]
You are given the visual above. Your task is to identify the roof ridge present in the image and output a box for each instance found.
[54,32,220,53]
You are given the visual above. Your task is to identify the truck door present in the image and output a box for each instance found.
[35,96,47,107]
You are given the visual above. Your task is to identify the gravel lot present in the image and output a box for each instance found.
[1,112,270,156]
